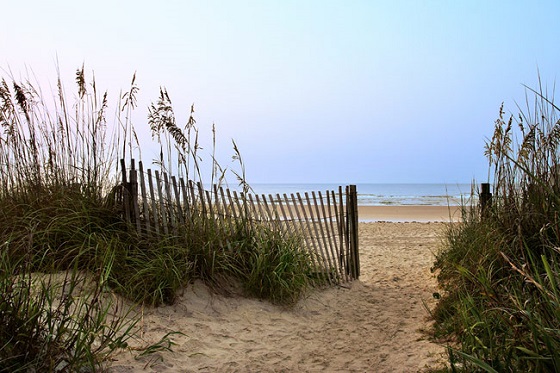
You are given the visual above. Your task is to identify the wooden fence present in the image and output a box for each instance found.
[118,159,360,284]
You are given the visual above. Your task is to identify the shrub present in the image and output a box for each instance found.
[0,248,137,372]
[0,65,318,369]
[432,80,560,372]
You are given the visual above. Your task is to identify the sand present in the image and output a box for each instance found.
[109,217,449,372]
[359,205,464,223]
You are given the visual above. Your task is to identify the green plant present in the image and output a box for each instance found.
[108,235,194,306]
[0,64,321,370]
[223,224,313,305]
[0,67,164,370]
[432,79,560,372]
[0,247,138,372]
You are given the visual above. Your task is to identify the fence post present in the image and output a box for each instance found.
[120,159,139,227]
[120,159,131,224]
[480,183,492,219]
[347,185,360,279]
[129,160,141,233]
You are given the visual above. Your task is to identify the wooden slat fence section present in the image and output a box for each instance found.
[119,159,359,283]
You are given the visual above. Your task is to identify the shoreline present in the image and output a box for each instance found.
[358,205,465,222]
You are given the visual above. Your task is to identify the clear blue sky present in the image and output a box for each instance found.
[2,1,559,184]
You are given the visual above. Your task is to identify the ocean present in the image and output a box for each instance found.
[241,183,474,206]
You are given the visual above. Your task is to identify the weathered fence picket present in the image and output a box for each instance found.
[118,159,360,283]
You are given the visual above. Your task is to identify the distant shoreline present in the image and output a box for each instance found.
[244,183,473,208]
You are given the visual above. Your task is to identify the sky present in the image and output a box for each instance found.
[2,1,559,184]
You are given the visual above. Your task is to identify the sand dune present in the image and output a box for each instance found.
[110,222,448,372]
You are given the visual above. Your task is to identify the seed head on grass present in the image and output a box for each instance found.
[0,64,321,371]
[433,76,560,372]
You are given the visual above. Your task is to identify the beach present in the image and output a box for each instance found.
[358,205,464,222]
[109,211,450,372]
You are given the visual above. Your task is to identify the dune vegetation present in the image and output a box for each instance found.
[0,67,317,372]
[432,80,560,372]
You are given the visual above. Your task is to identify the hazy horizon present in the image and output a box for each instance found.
[2,1,559,184]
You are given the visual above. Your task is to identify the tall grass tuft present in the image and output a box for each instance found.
[222,224,311,305]
[1,65,318,369]
[144,86,318,305]
[432,78,560,372]
[0,245,138,372]
[0,66,149,370]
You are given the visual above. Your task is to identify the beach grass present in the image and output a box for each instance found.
[432,79,560,372]
[0,66,317,370]
[0,248,138,372]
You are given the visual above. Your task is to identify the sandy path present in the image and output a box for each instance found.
[110,222,447,372]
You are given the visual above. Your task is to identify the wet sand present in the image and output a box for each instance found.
[359,205,464,222]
